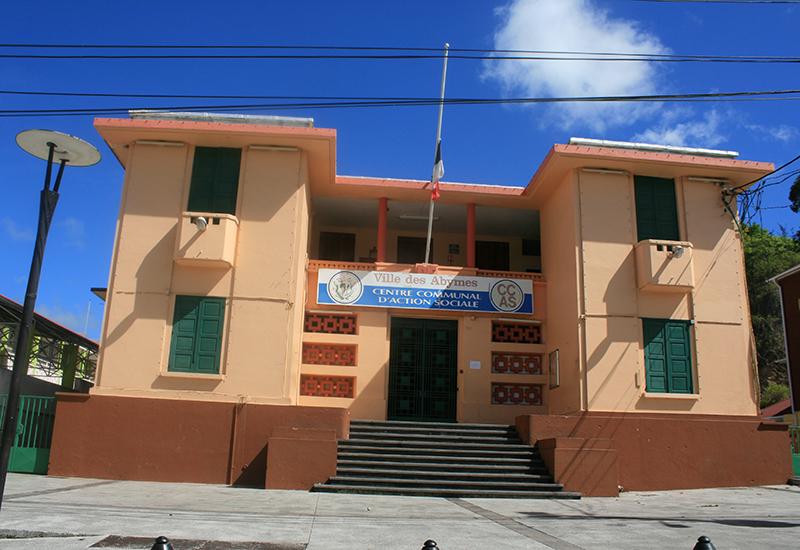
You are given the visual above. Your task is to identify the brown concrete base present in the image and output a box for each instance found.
[49,393,349,489]
[516,412,792,494]
[538,437,619,497]
[266,427,338,490]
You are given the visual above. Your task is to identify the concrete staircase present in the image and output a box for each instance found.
[312,420,581,498]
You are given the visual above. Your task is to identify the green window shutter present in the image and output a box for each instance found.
[168,296,225,374]
[634,176,680,242]
[187,147,241,215]
[665,321,693,394]
[643,318,693,394]
[643,319,668,393]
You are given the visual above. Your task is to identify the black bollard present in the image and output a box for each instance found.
[151,536,174,550]
[422,540,439,550]
[693,535,716,550]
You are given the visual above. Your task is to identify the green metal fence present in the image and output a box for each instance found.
[0,395,56,474]
[791,425,800,477]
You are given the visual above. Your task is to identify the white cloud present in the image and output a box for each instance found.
[744,124,798,143]
[632,109,726,148]
[484,0,668,131]
[1,217,34,242]
[59,217,87,250]
[37,304,86,334]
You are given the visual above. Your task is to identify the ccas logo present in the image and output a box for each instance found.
[489,279,524,312]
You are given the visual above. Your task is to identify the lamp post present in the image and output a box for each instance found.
[0,130,100,509]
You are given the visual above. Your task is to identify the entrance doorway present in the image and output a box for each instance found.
[387,318,458,422]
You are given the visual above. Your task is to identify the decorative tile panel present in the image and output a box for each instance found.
[302,343,357,366]
[300,375,355,398]
[491,321,541,344]
[304,312,357,335]
[491,352,543,375]
[491,383,543,406]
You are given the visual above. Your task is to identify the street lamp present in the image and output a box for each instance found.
[0,130,100,509]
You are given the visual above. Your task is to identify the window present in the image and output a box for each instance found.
[634,176,680,242]
[643,318,693,394]
[522,238,541,257]
[187,147,242,215]
[397,236,431,264]
[319,232,356,262]
[168,296,226,374]
[476,241,510,271]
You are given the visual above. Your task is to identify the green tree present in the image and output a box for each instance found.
[790,174,800,214]
[742,224,800,389]
[760,382,790,409]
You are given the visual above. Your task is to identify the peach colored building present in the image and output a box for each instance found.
[49,113,792,496]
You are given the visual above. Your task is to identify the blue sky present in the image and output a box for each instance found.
[1,0,799,339]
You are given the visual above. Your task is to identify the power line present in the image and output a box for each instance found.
[1,89,799,118]
[0,90,442,100]
[0,44,796,62]
[0,52,798,63]
[1,88,799,102]
[729,153,800,192]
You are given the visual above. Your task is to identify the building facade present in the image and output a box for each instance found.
[49,113,792,494]
[772,264,800,415]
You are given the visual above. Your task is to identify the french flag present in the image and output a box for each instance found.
[431,139,444,201]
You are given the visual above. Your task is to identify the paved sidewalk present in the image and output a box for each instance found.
[0,474,798,549]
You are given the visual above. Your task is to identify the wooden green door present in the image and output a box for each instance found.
[388,318,458,422]
[168,296,225,374]
[0,395,56,474]
[643,319,693,394]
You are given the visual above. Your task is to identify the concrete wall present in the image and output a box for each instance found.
[94,142,310,404]
[301,265,548,424]
[49,393,349,488]
[91,121,762,422]
[574,170,758,415]
[517,412,791,492]
[539,172,582,415]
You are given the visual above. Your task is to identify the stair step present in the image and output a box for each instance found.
[327,475,563,491]
[337,459,542,473]
[340,445,537,459]
[350,425,518,438]
[312,484,581,499]
[338,451,542,465]
[341,439,532,451]
[348,432,521,444]
[317,421,577,499]
[336,467,553,482]
[351,420,511,430]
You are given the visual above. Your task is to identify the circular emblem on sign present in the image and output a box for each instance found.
[327,271,363,305]
[490,279,524,312]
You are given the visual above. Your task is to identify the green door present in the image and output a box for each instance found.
[0,395,56,474]
[643,319,693,394]
[388,318,458,422]
[168,296,225,374]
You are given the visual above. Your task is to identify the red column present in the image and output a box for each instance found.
[466,203,476,268]
[377,197,388,262]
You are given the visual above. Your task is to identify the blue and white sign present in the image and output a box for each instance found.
[317,269,533,314]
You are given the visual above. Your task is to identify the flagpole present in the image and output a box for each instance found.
[424,42,450,264]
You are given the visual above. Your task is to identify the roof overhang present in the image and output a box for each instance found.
[524,143,774,205]
[329,176,526,209]
[770,263,800,285]
[94,117,337,188]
